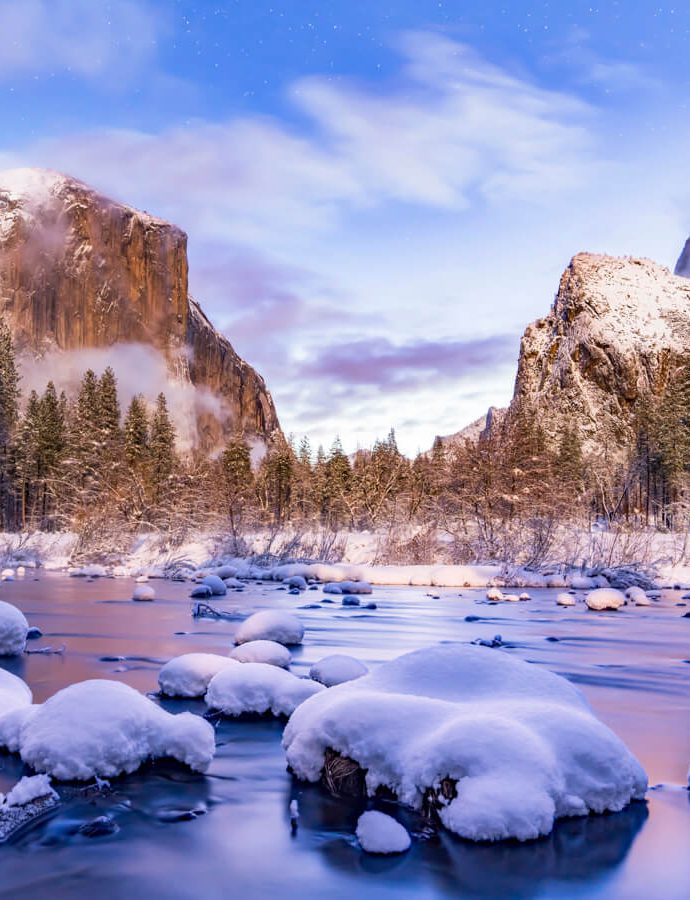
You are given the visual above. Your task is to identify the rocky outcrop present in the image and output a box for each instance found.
[508,252,690,452]
[675,238,690,277]
[0,168,280,450]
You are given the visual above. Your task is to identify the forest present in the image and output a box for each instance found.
[0,319,688,567]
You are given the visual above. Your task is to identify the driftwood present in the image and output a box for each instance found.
[191,601,236,621]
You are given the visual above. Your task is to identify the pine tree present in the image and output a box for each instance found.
[149,393,177,510]
[220,436,253,536]
[123,395,150,469]
[0,318,20,528]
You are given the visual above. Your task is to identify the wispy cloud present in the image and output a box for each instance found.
[0,0,165,80]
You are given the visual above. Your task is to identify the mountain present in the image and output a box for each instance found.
[0,168,280,451]
[507,252,690,452]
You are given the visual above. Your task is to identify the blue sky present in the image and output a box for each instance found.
[1,1,689,453]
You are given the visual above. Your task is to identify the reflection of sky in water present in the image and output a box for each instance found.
[1,575,689,898]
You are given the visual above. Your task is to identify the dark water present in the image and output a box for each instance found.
[1,575,689,900]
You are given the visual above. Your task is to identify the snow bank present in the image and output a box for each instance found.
[284,645,647,842]
[0,601,29,656]
[356,810,411,854]
[0,679,215,780]
[159,653,238,698]
[309,655,369,687]
[229,640,291,668]
[586,588,626,611]
[234,611,304,647]
[0,669,32,714]
[205,663,324,717]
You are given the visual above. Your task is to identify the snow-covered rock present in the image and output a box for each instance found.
[556,592,576,607]
[0,679,216,780]
[486,587,504,601]
[190,584,212,599]
[132,584,155,602]
[229,640,291,668]
[223,577,244,589]
[586,588,626,611]
[284,645,647,842]
[323,581,373,595]
[0,669,32,714]
[158,653,238,698]
[309,654,369,687]
[0,601,29,656]
[503,593,520,602]
[285,575,308,591]
[70,564,108,578]
[234,611,304,647]
[205,663,324,717]
[202,575,227,596]
[356,810,411,854]
[3,774,56,807]
[625,586,651,606]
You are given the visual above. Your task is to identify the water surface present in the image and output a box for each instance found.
[1,575,689,899]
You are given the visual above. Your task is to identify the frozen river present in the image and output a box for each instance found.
[1,574,689,899]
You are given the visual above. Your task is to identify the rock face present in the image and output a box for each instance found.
[508,252,690,452]
[675,238,690,278]
[0,168,280,450]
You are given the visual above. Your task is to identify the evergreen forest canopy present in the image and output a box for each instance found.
[0,318,689,566]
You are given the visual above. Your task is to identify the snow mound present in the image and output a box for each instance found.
[206,663,324,717]
[0,601,29,656]
[0,679,216,780]
[285,575,308,591]
[229,640,291,668]
[556,592,576,607]
[323,581,372,595]
[0,669,32,714]
[234,611,304,646]
[309,654,369,687]
[586,588,626,611]
[625,586,651,606]
[159,653,238,698]
[486,588,503,601]
[202,575,227,596]
[3,774,56,807]
[356,810,411,854]
[132,584,155,601]
[283,645,647,842]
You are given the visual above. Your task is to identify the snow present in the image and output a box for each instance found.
[556,592,576,607]
[0,679,215,780]
[0,601,29,656]
[356,810,411,854]
[205,663,324,717]
[323,580,372,595]
[0,669,32,714]
[229,640,291,668]
[285,576,308,590]
[586,588,626,611]
[3,774,56,808]
[234,611,304,647]
[309,654,368,687]
[283,644,647,842]
[132,584,155,601]
[626,586,651,606]
[486,588,503,600]
[70,564,108,578]
[158,653,238,698]
[201,575,227,596]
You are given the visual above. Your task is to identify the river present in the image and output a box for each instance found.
[0,574,689,899]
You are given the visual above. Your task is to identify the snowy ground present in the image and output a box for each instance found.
[0,528,688,589]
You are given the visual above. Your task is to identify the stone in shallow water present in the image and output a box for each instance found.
[78,815,119,837]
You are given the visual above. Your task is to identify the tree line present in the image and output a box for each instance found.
[0,317,688,565]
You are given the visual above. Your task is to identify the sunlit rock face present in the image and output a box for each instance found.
[508,252,690,454]
[0,168,280,451]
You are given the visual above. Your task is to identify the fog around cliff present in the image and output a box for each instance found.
[18,342,223,453]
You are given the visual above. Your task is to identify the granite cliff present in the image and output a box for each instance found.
[0,168,280,451]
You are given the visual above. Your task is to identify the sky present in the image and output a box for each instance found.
[1,1,690,454]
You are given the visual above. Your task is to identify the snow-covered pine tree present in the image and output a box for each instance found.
[123,394,150,469]
[149,393,177,512]
[0,318,20,528]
